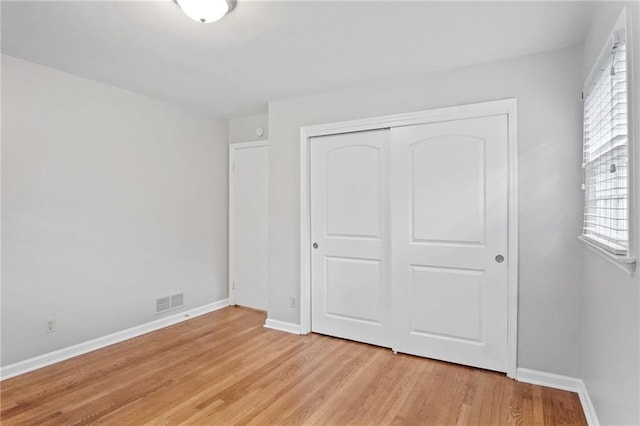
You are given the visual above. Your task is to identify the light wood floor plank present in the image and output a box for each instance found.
[1,307,586,425]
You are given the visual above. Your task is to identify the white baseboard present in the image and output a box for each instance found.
[516,367,583,392]
[0,299,230,381]
[263,318,303,335]
[575,379,599,426]
[516,368,599,426]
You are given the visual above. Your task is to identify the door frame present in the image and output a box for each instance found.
[228,140,269,306]
[299,99,519,378]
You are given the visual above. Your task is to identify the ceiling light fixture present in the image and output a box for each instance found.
[175,0,236,23]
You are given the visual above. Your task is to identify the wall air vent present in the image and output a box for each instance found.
[156,292,185,314]
[156,296,171,313]
[170,293,184,308]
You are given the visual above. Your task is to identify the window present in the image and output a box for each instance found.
[582,27,632,259]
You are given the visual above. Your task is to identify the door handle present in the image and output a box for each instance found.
[495,254,505,263]
[313,242,319,249]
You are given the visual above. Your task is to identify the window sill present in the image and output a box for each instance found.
[578,236,636,275]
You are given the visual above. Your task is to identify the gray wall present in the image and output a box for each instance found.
[580,3,640,425]
[229,113,269,144]
[1,55,229,365]
[267,46,584,377]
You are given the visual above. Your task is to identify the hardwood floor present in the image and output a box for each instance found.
[1,306,586,425]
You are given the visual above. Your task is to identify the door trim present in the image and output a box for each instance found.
[229,140,269,306]
[299,99,519,378]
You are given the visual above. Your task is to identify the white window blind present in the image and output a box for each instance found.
[582,31,629,256]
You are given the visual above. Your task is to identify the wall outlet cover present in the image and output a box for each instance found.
[45,318,56,334]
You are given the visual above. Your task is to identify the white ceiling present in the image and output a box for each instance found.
[2,1,595,119]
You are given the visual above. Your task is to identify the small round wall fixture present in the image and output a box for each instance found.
[175,0,236,23]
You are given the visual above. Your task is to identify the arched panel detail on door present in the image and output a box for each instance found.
[409,135,486,246]
[324,144,382,240]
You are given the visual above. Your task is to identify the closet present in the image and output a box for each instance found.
[308,109,511,373]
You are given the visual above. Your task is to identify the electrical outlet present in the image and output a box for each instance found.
[290,296,297,309]
[45,318,56,334]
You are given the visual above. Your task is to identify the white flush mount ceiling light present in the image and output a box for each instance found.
[175,0,236,23]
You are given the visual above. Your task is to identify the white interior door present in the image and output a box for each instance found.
[390,115,509,372]
[310,129,390,347]
[230,143,269,310]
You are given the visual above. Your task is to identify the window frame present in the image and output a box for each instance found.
[580,8,636,273]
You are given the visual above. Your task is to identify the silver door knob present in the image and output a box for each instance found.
[495,254,505,263]
[313,242,319,249]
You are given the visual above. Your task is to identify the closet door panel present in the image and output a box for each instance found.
[310,129,391,347]
[391,115,509,372]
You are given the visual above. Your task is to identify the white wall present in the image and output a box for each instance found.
[229,113,268,144]
[267,46,584,377]
[1,55,229,366]
[580,3,640,425]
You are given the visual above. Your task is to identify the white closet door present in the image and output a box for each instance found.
[310,129,390,347]
[230,143,269,311]
[390,115,509,372]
